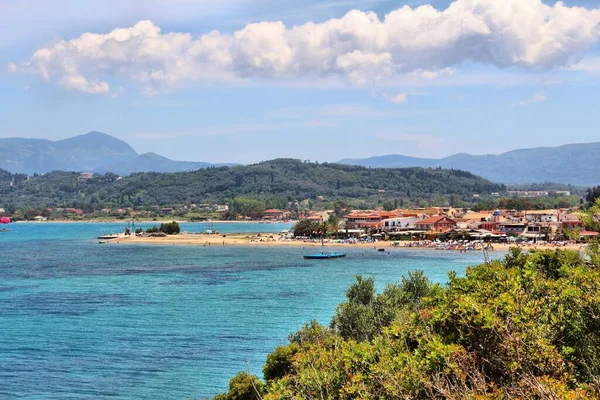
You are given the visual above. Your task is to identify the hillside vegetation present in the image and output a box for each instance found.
[0,159,504,211]
[214,247,600,399]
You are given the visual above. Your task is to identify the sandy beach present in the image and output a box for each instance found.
[103,233,587,252]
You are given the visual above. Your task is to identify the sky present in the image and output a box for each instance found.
[1,0,600,164]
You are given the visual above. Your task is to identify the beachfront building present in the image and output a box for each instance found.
[383,217,419,232]
[525,210,558,223]
[522,222,558,241]
[345,211,385,230]
[415,216,457,232]
[497,221,528,235]
[462,211,494,222]
[263,209,289,220]
[580,231,600,241]
[559,213,585,229]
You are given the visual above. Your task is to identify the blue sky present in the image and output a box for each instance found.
[1,0,600,163]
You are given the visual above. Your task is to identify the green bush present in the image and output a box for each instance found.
[159,221,180,235]
[214,248,600,399]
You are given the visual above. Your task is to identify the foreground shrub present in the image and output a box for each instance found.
[215,248,600,399]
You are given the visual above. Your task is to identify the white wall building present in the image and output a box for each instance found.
[383,217,419,232]
[525,211,558,223]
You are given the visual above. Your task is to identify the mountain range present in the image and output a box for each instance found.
[338,143,600,186]
[0,131,233,175]
[0,132,598,185]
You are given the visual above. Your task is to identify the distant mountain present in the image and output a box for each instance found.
[0,131,233,175]
[338,143,600,186]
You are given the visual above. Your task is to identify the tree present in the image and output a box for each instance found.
[292,219,320,237]
[586,186,600,205]
[159,221,180,235]
[382,200,395,211]
[326,214,341,235]
[146,225,160,233]
[331,276,376,341]
[578,198,600,232]
[214,373,263,400]
[23,208,41,220]
[333,200,349,218]
[263,344,299,383]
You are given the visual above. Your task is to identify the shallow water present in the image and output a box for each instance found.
[0,223,501,399]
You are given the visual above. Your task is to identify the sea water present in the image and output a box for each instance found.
[0,223,501,399]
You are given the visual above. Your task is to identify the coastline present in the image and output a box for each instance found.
[14,219,296,225]
[104,233,587,252]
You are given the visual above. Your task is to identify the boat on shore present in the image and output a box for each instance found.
[303,252,346,260]
[98,235,119,240]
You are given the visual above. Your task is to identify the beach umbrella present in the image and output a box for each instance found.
[0,217,10,224]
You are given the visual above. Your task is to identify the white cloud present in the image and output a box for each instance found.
[570,57,600,73]
[513,93,547,107]
[385,93,408,104]
[59,75,110,94]
[15,0,600,94]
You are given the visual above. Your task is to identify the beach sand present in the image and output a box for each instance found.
[104,233,586,252]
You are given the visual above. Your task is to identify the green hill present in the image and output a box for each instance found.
[0,159,504,211]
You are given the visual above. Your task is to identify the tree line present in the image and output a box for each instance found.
[0,159,506,215]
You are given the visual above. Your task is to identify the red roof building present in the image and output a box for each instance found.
[345,211,384,229]
[416,216,457,232]
[263,209,287,220]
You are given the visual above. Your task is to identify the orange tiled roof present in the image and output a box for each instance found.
[417,216,445,225]
[264,209,284,213]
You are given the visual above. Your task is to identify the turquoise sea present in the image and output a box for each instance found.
[0,223,501,399]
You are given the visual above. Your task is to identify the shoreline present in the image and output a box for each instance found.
[103,233,587,252]
[13,220,296,225]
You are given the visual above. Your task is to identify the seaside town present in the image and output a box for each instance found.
[66,202,598,251]
[3,185,599,247]
[264,205,598,247]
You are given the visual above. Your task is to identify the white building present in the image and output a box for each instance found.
[525,210,558,223]
[215,204,229,212]
[383,217,419,232]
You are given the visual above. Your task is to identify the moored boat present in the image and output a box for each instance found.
[303,252,346,260]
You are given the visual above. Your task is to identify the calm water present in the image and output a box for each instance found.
[0,223,500,399]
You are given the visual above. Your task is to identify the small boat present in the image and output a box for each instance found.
[0,229,11,233]
[377,248,385,252]
[304,252,346,260]
[98,235,120,240]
